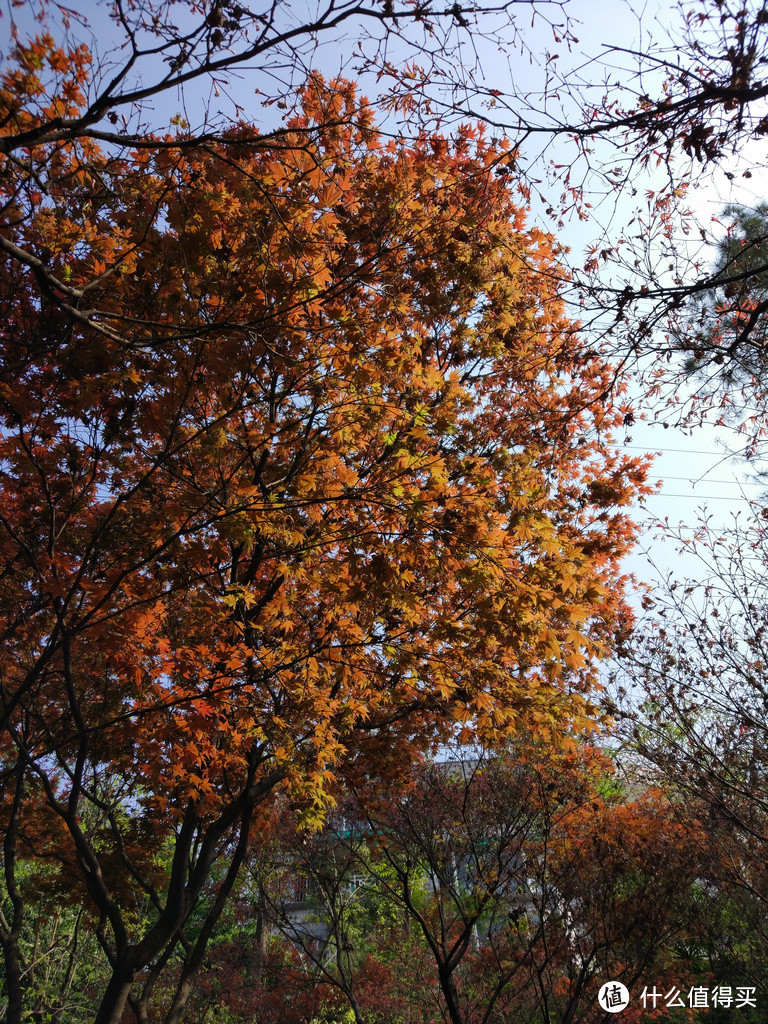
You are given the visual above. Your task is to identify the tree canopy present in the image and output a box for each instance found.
[0,63,649,1021]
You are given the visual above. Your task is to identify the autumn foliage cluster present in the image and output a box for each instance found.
[0,8,669,1024]
[184,745,710,1024]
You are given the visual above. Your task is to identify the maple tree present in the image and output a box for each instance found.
[0,52,652,1022]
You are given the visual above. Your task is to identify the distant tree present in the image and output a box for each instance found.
[677,203,768,404]
[613,512,768,1000]
[241,746,706,1024]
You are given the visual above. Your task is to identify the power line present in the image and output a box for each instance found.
[642,493,757,502]
[660,475,761,486]
[623,445,749,456]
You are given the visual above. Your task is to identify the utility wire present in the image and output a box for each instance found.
[641,493,759,502]
[623,445,749,455]
[660,475,761,485]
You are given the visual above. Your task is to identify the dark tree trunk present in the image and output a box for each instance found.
[1,939,23,1024]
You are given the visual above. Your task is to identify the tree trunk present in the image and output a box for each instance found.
[93,967,135,1024]
[246,906,269,984]
[438,965,465,1024]
[2,764,25,1024]
[1,938,23,1024]
[163,974,196,1024]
